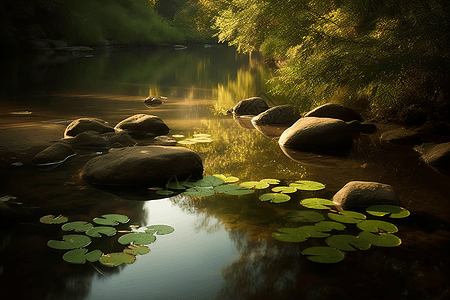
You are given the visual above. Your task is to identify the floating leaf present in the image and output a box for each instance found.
[296,225,331,238]
[260,178,281,185]
[165,182,186,190]
[93,214,129,226]
[146,225,174,235]
[171,134,185,138]
[272,228,310,242]
[118,232,156,245]
[289,180,325,191]
[193,133,211,138]
[356,220,398,233]
[302,247,345,263]
[156,190,174,196]
[40,215,68,224]
[184,187,215,197]
[191,176,224,187]
[326,235,371,251]
[259,193,291,203]
[178,140,196,145]
[358,231,402,247]
[123,245,150,256]
[272,186,297,193]
[99,252,136,267]
[240,181,270,190]
[214,185,254,195]
[86,226,117,237]
[61,221,93,232]
[315,221,346,231]
[190,137,213,143]
[327,211,367,224]
[366,205,411,219]
[148,187,163,191]
[47,235,91,250]
[213,174,239,183]
[63,249,103,264]
[284,211,325,223]
[300,198,335,210]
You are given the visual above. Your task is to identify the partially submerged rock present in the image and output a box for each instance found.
[333,181,402,210]
[66,131,109,149]
[114,114,170,138]
[251,105,301,126]
[81,146,203,186]
[346,120,377,134]
[64,118,114,138]
[31,142,76,166]
[415,142,450,176]
[279,117,353,156]
[380,128,422,146]
[144,96,166,107]
[232,97,269,116]
[304,103,363,122]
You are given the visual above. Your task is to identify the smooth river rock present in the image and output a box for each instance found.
[64,118,115,138]
[232,97,269,116]
[114,114,170,138]
[81,146,203,186]
[31,142,76,166]
[251,105,301,126]
[304,103,363,122]
[415,142,450,175]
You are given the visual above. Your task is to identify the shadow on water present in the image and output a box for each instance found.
[0,47,449,300]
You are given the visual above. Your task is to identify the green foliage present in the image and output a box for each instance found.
[86,226,117,238]
[366,205,410,218]
[259,193,291,203]
[302,246,345,263]
[61,221,93,232]
[327,211,367,223]
[99,252,136,267]
[63,249,103,264]
[93,214,130,226]
[300,198,335,209]
[47,235,91,250]
[326,235,371,251]
[118,232,157,246]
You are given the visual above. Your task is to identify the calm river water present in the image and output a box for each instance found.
[0,45,449,300]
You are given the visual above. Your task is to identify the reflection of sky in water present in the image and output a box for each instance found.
[87,198,240,300]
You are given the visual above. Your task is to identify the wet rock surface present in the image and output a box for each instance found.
[232,97,269,116]
[114,114,170,138]
[251,105,301,126]
[64,118,115,138]
[304,103,363,122]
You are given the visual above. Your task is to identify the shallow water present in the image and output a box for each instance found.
[0,46,449,300]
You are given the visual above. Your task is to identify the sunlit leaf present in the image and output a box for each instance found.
[63,249,103,264]
[272,228,310,242]
[302,247,345,263]
[146,225,174,235]
[327,211,367,224]
[240,181,270,189]
[61,221,93,232]
[40,215,68,224]
[272,186,297,193]
[300,198,335,210]
[191,176,225,187]
[171,134,185,138]
[260,178,281,185]
[366,205,410,218]
[178,140,196,145]
[315,221,346,231]
[213,174,239,183]
[99,252,136,267]
[118,232,156,245]
[123,245,150,256]
[356,220,398,233]
[93,214,129,226]
[289,180,325,191]
[284,211,325,222]
[184,187,215,197]
[214,185,254,195]
[47,235,91,250]
[326,235,371,251]
[358,231,402,247]
[259,193,291,203]
[295,225,331,238]
[86,226,117,237]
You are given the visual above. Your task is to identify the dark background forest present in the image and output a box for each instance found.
[1,0,449,123]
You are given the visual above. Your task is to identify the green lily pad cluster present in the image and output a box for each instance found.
[40,214,174,267]
[273,204,410,263]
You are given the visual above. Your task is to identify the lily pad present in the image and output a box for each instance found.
[178,140,196,145]
[99,252,136,267]
[289,180,325,191]
[327,211,367,224]
[61,221,93,232]
[315,221,346,231]
[156,190,175,196]
[47,235,91,250]
[259,193,291,203]
[214,185,254,195]
[118,232,157,245]
[272,228,310,242]
[366,205,411,218]
[296,225,331,238]
[300,198,335,210]
[40,215,68,224]
[358,231,402,247]
[213,174,239,183]
[123,245,150,256]
[165,182,187,190]
[326,235,371,251]
[260,178,281,185]
[356,220,398,233]
[284,211,325,223]
[184,187,215,197]
[302,246,345,263]
[93,214,130,226]
[190,176,224,187]
[146,225,174,235]
[240,181,270,190]
[63,249,103,264]
[86,226,117,237]
[271,186,297,193]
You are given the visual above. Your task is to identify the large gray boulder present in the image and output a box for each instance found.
[232,97,269,116]
[415,142,450,175]
[64,118,115,138]
[251,105,301,126]
[81,146,203,186]
[304,103,363,122]
[114,114,170,138]
[31,142,76,166]
[333,181,402,210]
[279,117,353,155]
